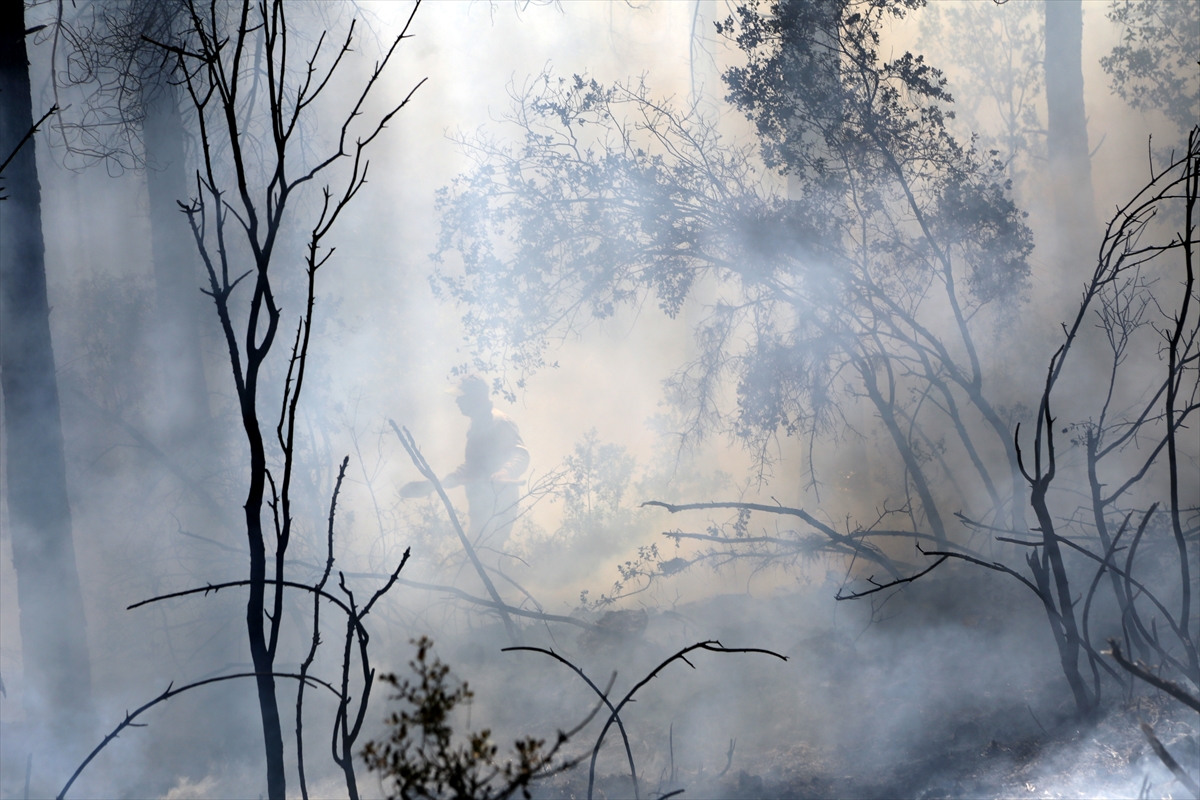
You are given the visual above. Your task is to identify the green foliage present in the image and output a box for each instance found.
[520,430,655,590]
[1102,0,1200,135]
[718,0,1034,310]
[362,637,565,800]
[560,429,637,539]
[721,0,946,180]
[916,0,1044,183]
[435,0,1034,536]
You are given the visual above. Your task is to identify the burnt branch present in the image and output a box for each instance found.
[297,455,349,800]
[583,640,786,800]
[330,546,413,800]
[716,738,737,779]
[390,420,521,644]
[502,647,638,796]
[1108,640,1200,713]
[59,671,341,800]
[129,578,357,622]
[835,556,949,600]
[0,104,57,179]
[643,500,905,580]
[389,575,600,632]
[1140,722,1200,797]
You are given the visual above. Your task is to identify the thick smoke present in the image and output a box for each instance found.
[1,2,1197,799]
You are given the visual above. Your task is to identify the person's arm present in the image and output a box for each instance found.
[399,479,432,498]
[400,468,464,498]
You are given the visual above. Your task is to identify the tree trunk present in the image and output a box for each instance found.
[141,73,212,447]
[0,3,95,738]
[244,370,287,799]
[1044,0,1098,261]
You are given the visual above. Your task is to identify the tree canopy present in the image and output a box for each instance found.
[436,0,1035,540]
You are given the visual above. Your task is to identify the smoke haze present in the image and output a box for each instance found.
[1,1,1197,798]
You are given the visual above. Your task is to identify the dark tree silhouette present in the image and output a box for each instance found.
[1044,0,1099,263]
[0,1,94,741]
[140,2,425,795]
[57,0,213,445]
[842,130,1200,718]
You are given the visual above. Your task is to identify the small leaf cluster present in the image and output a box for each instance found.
[362,637,559,800]
[1102,0,1200,135]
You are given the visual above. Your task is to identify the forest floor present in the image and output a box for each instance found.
[517,567,1200,800]
[533,665,1199,800]
[3,563,1197,799]
[694,696,1195,799]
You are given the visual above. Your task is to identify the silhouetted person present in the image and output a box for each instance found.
[401,375,529,547]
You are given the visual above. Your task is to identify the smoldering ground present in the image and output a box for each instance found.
[1,1,1198,799]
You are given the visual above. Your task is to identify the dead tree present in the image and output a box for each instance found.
[0,3,94,740]
[840,130,1200,718]
[59,456,411,800]
[139,2,425,796]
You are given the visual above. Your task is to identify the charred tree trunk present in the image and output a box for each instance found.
[1029,480,1094,717]
[1044,0,1098,260]
[0,4,94,737]
[141,72,212,447]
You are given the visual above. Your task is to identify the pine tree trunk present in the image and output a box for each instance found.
[0,3,95,738]
[142,73,212,447]
[1044,0,1098,260]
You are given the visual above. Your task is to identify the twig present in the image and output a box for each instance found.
[331,549,412,800]
[129,579,358,622]
[1026,705,1046,735]
[297,455,349,800]
[716,738,736,778]
[669,722,675,786]
[388,575,600,631]
[835,556,949,600]
[0,105,57,177]
[643,500,905,579]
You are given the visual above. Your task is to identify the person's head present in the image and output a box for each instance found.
[451,375,492,418]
